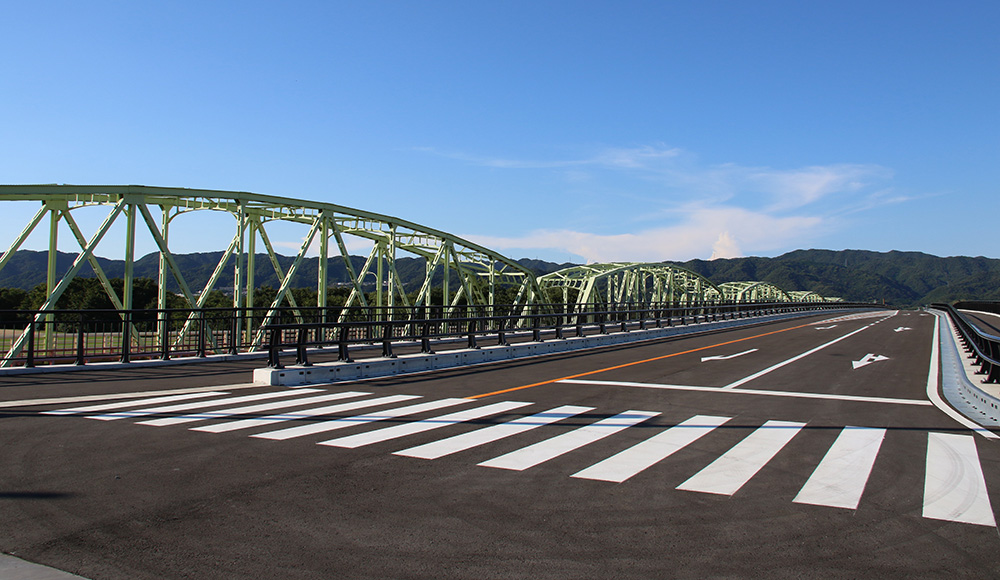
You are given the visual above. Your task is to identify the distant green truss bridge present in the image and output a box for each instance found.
[0,185,840,360]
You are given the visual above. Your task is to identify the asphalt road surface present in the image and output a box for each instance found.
[2,309,999,579]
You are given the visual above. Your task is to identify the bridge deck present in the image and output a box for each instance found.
[2,310,998,578]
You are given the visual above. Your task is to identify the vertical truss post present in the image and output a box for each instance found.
[232,202,247,351]
[157,205,171,352]
[245,213,257,345]
[318,211,329,317]
[122,200,137,359]
[45,202,60,353]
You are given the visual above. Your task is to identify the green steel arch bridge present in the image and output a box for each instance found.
[0,185,842,364]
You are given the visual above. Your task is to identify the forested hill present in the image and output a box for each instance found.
[1,249,998,307]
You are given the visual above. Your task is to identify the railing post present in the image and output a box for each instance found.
[160,309,171,361]
[382,321,396,358]
[75,312,86,366]
[468,319,479,349]
[338,324,352,362]
[197,309,207,358]
[25,317,35,368]
[120,310,132,364]
[295,327,310,366]
[267,327,283,369]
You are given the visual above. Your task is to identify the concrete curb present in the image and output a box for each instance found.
[254,309,853,387]
[0,554,89,580]
[934,309,1000,427]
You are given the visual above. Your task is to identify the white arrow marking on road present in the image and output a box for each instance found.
[852,353,890,370]
[701,349,758,362]
[894,327,912,332]
[815,325,838,330]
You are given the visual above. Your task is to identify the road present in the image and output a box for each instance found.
[2,309,998,579]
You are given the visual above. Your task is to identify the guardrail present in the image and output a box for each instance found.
[932,303,1000,383]
[261,301,874,369]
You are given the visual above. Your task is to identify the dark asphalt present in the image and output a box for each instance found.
[2,309,999,579]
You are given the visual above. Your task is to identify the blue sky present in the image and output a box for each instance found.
[2,1,997,263]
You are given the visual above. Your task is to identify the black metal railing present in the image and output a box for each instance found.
[0,300,876,370]
[261,301,872,369]
[933,303,1000,384]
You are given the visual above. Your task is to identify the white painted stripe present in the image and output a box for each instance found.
[559,378,932,406]
[319,401,532,449]
[138,391,370,427]
[926,312,999,439]
[793,426,885,509]
[251,398,470,440]
[395,405,593,460]
[723,324,878,389]
[571,415,731,483]
[923,432,996,526]
[479,410,659,471]
[42,391,228,415]
[10,383,261,410]
[87,388,324,421]
[677,420,805,496]
[191,394,419,433]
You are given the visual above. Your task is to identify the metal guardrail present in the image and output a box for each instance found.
[261,301,873,369]
[933,302,1000,384]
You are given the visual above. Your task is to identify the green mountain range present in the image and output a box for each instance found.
[2,249,998,307]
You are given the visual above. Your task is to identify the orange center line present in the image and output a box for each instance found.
[468,322,815,399]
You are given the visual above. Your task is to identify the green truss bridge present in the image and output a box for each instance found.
[0,185,845,366]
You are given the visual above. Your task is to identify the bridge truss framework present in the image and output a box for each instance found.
[0,185,842,365]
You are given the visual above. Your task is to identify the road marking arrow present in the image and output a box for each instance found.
[852,353,890,370]
[894,327,912,332]
[701,349,758,362]
[815,325,838,330]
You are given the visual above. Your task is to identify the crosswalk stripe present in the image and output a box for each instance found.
[395,405,593,460]
[87,388,326,421]
[571,415,732,483]
[923,432,996,527]
[251,398,471,441]
[676,420,805,496]
[793,426,885,510]
[479,410,660,471]
[318,401,532,449]
[190,394,420,434]
[138,391,371,427]
[42,391,228,415]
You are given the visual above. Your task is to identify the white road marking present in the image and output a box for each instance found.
[479,410,659,471]
[318,401,533,449]
[42,391,228,416]
[395,405,593,460]
[723,323,881,389]
[86,388,325,421]
[852,353,890,370]
[138,391,371,427]
[251,398,470,440]
[191,394,419,434]
[4,383,261,409]
[701,349,758,362]
[571,415,731,483]
[559,378,932,406]
[923,432,996,527]
[793,426,885,510]
[677,420,805,496]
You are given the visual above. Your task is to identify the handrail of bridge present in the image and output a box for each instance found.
[931,302,1000,384]
[261,301,876,369]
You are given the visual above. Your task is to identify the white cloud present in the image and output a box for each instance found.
[466,206,825,263]
[421,143,900,262]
